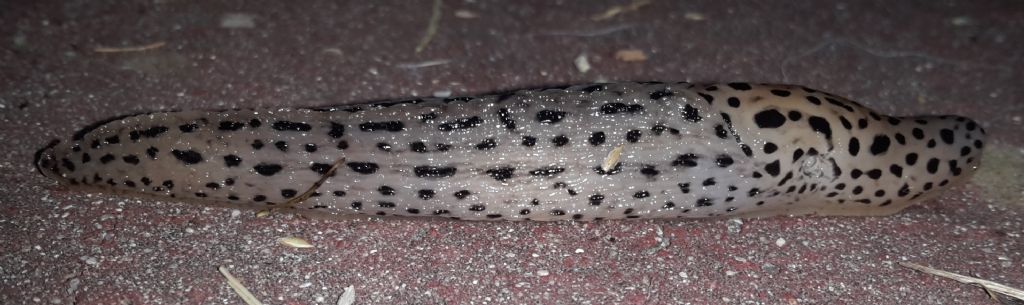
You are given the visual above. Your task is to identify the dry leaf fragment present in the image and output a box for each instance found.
[454,9,478,18]
[574,54,591,73]
[592,0,652,21]
[603,145,625,172]
[220,13,257,29]
[278,236,315,248]
[684,12,706,21]
[615,49,647,62]
[337,285,356,305]
[900,262,1024,304]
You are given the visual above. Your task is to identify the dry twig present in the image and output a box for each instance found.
[900,262,1024,304]
[94,42,166,53]
[218,266,264,305]
[415,0,443,53]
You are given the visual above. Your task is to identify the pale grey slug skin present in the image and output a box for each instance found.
[35,82,986,221]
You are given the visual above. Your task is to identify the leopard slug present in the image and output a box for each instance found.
[35,82,985,221]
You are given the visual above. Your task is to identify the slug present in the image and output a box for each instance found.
[34,82,985,221]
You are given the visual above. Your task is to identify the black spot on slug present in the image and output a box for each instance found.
[328,122,345,138]
[347,162,380,174]
[890,164,903,177]
[138,126,169,138]
[272,121,312,131]
[601,103,644,114]
[715,155,734,167]
[219,121,245,131]
[476,138,497,150]
[179,123,198,133]
[808,116,832,141]
[359,121,404,132]
[551,135,569,146]
[727,83,751,90]
[253,163,283,176]
[940,129,955,145]
[912,128,925,140]
[715,125,728,139]
[521,136,537,147]
[61,158,75,171]
[581,84,606,93]
[536,110,567,124]
[650,89,674,100]
[589,132,605,145]
[727,97,740,108]
[682,104,701,122]
[171,150,203,165]
[414,166,457,178]
[826,97,855,112]
[765,160,781,176]
[418,189,435,200]
[310,163,332,174]
[498,108,515,130]
[145,147,158,159]
[410,141,428,153]
[438,116,483,131]
[640,165,659,177]
[672,154,698,167]
[703,178,716,186]
[866,169,882,179]
[529,166,565,177]
[625,130,642,143]
[122,155,139,165]
[486,167,515,182]
[869,135,891,155]
[927,158,940,174]
[848,137,861,156]
[754,109,786,128]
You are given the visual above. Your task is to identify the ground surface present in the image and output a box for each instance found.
[2,1,1023,304]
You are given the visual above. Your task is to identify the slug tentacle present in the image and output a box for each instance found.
[37,82,985,220]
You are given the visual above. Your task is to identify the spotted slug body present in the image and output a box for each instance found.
[35,82,986,221]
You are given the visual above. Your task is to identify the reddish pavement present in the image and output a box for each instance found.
[2,1,1022,304]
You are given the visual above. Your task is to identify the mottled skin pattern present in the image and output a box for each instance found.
[35,82,986,221]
